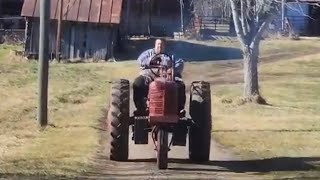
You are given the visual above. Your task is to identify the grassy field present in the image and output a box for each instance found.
[0,45,113,177]
[1,38,320,178]
[213,53,320,157]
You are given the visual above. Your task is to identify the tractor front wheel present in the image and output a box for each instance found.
[108,79,130,161]
[189,81,212,162]
[157,128,168,169]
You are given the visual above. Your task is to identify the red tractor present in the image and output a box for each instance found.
[107,54,212,169]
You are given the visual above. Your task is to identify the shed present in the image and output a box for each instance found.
[21,0,123,60]
[286,0,320,36]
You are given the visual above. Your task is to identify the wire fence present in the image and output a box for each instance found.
[0,16,25,44]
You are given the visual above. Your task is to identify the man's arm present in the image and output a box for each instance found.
[172,55,184,77]
[137,49,153,69]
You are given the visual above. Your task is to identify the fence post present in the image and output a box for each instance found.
[56,0,62,62]
[180,0,184,32]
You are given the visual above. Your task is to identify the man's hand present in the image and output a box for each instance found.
[166,68,173,75]
[165,68,174,81]
[150,56,162,66]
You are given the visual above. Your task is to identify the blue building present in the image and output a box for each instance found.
[285,0,320,36]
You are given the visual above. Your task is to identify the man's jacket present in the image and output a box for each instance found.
[137,48,184,80]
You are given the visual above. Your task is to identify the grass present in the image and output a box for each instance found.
[1,38,320,178]
[0,46,112,177]
[212,53,320,159]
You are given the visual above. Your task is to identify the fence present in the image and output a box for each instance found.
[194,15,310,37]
[0,16,25,44]
[188,16,232,37]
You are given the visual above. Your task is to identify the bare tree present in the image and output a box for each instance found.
[191,0,231,17]
[191,0,319,103]
[229,0,281,103]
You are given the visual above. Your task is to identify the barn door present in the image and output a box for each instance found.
[150,0,180,37]
[127,0,150,36]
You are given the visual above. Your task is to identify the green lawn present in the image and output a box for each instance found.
[0,46,112,176]
[213,53,320,158]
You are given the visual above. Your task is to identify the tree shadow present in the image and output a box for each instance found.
[127,157,319,173]
[0,170,81,180]
[3,157,318,179]
[115,38,243,62]
[0,173,72,180]
[213,129,320,133]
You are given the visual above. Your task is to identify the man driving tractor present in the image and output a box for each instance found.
[107,39,212,168]
[133,39,186,116]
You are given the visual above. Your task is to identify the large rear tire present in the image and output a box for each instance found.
[108,79,130,161]
[189,81,212,162]
[157,128,168,169]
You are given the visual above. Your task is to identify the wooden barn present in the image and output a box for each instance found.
[21,0,123,60]
[120,0,192,37]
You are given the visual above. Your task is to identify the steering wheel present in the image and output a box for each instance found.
[149,53,173,77]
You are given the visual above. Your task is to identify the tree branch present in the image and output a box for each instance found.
[247,0,256,41]
[286,0,317,20]
[241,0,249,35]
[252,14,275,47]
[230,0,246,45]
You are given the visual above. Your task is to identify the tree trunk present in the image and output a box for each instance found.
[243,43,259,99]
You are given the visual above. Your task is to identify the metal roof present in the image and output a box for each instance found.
[21,0,123,24]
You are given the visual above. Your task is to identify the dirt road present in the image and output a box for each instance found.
[85,135,248,180]
[82,92,262,180]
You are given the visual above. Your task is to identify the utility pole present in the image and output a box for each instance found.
[37,0,50,127]
[56,0,62,62]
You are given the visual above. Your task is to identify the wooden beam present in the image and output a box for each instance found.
[56,0,63,62]
[125,0,131,35]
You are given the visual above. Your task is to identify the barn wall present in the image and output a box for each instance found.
[121,0,190,36]
[124,14,180,36]
[25,18,116,60]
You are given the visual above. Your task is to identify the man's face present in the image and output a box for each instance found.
[154,39,165,54]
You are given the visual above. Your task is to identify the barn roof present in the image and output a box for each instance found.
[21,0,123,24]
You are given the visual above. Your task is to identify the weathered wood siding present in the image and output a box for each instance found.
[25,18,116,60]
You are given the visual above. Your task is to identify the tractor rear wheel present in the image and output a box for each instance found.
[157,128,168,169]
[108,79,130,161]
[189,81,212,162]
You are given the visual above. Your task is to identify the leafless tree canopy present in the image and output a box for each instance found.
[229,0,281,101]
[191,0,232,19]
[230,0,281,45]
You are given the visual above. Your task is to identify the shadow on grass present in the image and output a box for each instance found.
[76,156,320,179]
[6,156,317,178]
[213,129,320,133]
[115,38,242,62]
[126,157,318,173]
[0,173,72,180]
